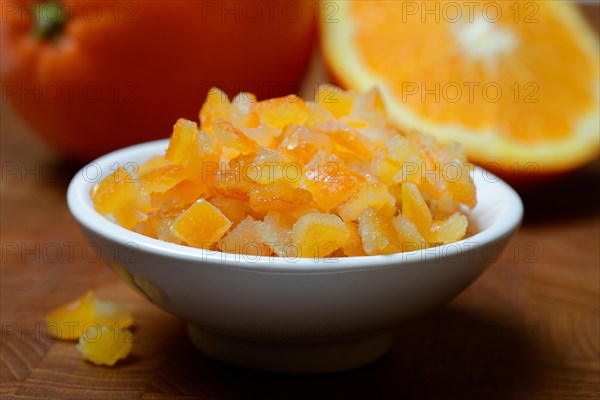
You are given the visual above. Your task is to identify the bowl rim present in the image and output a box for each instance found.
[67,139,523,272]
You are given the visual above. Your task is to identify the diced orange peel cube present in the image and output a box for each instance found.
[358,208,399,255]
[291,213,350,258]
[91,168,139,215]
[257,211,295,257]
[214,118,260,154]
[393,215,428,252]
[338,183,396,222]
[139,164,185,193]
[277,124,333,165]
[249,181,313,214]
[208,195,249,226]
[166,119,197,163]
[253,95,311,128]
[304,152,364,211]
[171,198,232,248]
[427,213,469,245]
[199,87,231,133]
[342,221,367,257]
[218,216,271,256]
[401,182,433,237]
[150,179,209,213]
[314,120,375,158]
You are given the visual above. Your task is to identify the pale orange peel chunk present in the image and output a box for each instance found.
[77,325,134,367]
[46,291,134,366]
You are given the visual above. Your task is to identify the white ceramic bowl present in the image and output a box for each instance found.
[67,139,523,373]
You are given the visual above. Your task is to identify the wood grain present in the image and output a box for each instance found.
[1,5,599,399]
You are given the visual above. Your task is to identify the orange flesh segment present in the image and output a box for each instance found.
[349,1,596,142]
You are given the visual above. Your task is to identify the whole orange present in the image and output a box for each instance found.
[1,0,316,161]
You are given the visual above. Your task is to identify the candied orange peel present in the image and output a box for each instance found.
[91,85,476,257]
[46,291,134,366]
[77,325,133,367]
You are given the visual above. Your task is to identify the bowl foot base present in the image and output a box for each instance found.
[187,324,394,374]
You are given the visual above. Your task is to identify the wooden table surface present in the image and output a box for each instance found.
[2,6,599,400]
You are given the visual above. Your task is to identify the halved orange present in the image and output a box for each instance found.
[321,1,599,176]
